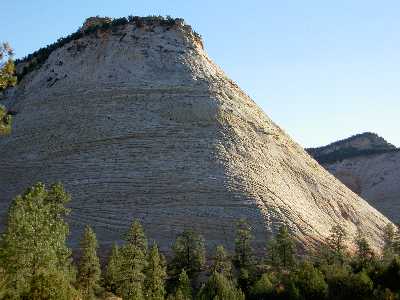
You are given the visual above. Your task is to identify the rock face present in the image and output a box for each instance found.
[0,19,393,252]
[307,133,400,223]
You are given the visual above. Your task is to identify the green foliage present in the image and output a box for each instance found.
[171,269,192,300]
[374,257,400,293]
[267,225,296,270]
[125,219,148,254]
[249,273,274,299]
[0,187,398,300]
[354,230,375,268]
[171,229,205,279]
[15,16,201,81]
[347,271,374,300]
[21,269,79,300]
[234,219,254,269]
[292,261,328,300]
[237,268,254,297]
[77,225,101,300]
[211,245,232,278]
[0,105,12,136]
[0,42,17,91]
[249,272,300,300]
[197,271,245,300]
[382,224,400,261]
[104,243,121,294]
[306,133,399,164]
[0,268,8,299]
[145,244,167,300]
[116,219,148,299]
[321,263,374,300]
[250,264,327,300]
[0,182,76,299]
[325,224,348,264]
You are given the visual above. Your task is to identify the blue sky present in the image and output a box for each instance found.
[1,0,399,147]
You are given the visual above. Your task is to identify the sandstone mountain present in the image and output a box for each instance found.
[0,17,393,252]
[307,132,400,223]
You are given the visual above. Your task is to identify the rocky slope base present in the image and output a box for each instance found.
[0,17,393,252]
[307,133,400,223]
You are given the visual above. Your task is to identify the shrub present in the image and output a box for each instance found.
[0,105,12,136]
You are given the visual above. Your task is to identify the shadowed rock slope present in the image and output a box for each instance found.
[0,18,393,252]
[307,133,400,223]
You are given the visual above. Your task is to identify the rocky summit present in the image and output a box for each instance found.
[307,133,400,223]
[0,17,393,252]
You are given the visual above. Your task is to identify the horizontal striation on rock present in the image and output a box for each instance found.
[325,152,400,223]
[0,20,394,253]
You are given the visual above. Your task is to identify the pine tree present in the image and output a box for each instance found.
[174,269,192,300]
[276,225,296,268]
[292,261,328,300]
[234,219,254,269]
[0,268,8,299]
[326,224,348,264]
[354,230,374,266]
[211,245,232,278]
[125,219,148,254]
[117,219,148,299]
[197,271,245,300]
[0,42,17,91]
[145,244,167,300]
[267,225,296,269]
[0,182,76,299]
[249,273,275,299]
[171,229,205,279]
[104,243,121,294]
[77,225,101,300]
[382,223,400,261]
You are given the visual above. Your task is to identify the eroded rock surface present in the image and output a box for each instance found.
[0,20,393,252]
[308,133,400,223]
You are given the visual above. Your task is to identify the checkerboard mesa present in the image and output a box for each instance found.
[0,17,394,253]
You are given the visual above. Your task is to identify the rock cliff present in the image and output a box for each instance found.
[0,17,393,252]
[307,133,400,223]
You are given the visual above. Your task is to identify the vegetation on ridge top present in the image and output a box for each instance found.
[15,15,202,82]
[306,132,399,164]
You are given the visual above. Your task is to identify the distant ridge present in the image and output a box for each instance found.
[306,132,398,164]
[308,132,400,223]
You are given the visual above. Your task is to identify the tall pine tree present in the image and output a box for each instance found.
[267,225,296,269]
[197,271,245,300]
[382,223,399,261]
[212,245,232,278]
[104,243,121,294]
[326,224,348,264]
[125,219,148,254]
[0,182,77,299]
[118,219,148,299]
[145,244,167,300]
[171,229,205,280]
[234,219,254,269]
[354,230,374,267]
[173,269,192,300]
[77,225,101,300]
